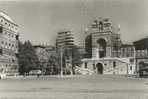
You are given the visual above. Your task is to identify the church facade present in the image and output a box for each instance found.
[81,18,135,75]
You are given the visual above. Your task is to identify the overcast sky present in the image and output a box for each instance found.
[0,0,148,46]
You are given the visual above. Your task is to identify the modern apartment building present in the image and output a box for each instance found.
[56,30,75,74]
[56,30,74,53]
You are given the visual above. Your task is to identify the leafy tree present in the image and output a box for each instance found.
[46,55,60,75]
[71,46,82,66]
[18,40,39,75]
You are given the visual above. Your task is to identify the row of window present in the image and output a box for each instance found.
[0,48,17,56]
[0,26,17,40]
[1,29,16,39]
[4,31,15,38]
[1,41,17,49]
[0,19,17,30]
[84,61,116,69]
[84,61,133,70]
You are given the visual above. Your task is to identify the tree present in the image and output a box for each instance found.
[46,55,60,75]
[18,40,39,75]
[71,46,82,66]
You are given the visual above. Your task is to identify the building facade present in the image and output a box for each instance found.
[56,30,74,53]
[56,30,75,74]
[82,18,135,75]
[133,37,148,75]
[34,45,56,73]
[0,11,19,75]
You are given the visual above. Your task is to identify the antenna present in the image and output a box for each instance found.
[118,24,120,34]
[116,24,121,57]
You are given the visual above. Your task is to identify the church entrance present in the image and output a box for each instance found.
[96,63,103,74]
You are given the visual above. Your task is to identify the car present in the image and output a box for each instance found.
[0,73,6,79]
[29,70,42,75]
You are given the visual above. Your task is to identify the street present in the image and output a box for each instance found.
[0,75,148,99]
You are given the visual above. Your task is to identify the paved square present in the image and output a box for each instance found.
[0,75,148,99]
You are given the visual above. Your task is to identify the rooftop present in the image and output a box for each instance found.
[0,11,14,23]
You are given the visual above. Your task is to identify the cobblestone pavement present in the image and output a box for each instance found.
[0,75,148,99]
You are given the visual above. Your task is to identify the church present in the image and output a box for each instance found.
[81,18,135,75]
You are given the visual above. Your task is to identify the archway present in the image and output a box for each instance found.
[97,38,106,58]
[96,63,103,74]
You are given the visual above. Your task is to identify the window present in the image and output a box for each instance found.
[0,26,3,33]
[113,61,116,68]
[130,66,132,70]
[1,41,4,44]
[130,59,134,64]
[16,35,19,40]
[93,64,95,70]
[0,49,2,55]
[85,62,87,68]
[5,42,7,45]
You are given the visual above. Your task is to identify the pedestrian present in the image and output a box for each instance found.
[24,72,26,78]
[37,73,40,78]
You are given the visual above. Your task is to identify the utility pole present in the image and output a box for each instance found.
[60,48,63,77]
[117,24,121,57]
[71,48,73,75]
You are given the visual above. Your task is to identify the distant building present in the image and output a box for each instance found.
[121,44,134,57]
[77,46,86,58]
[56,30,74,53]
[45,45,56,56]
[0,11,19,75]
[82,18,135,75]
[34,45,56,72]
[56,30,75,74]
[133,37,148,75]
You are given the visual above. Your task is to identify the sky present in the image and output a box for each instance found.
[0,0,148,46]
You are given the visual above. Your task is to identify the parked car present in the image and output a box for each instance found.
[0,73,6,79]
[29,70,42,75]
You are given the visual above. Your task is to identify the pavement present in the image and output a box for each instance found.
[3,74,77,80]
[0,75,148,99]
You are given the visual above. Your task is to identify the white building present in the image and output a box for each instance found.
[0,11,19,75]
[82,18,135,75]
